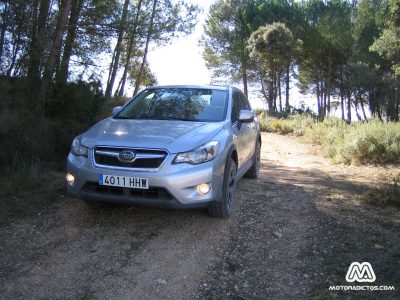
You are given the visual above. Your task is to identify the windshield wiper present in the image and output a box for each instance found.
[114,115,149,120]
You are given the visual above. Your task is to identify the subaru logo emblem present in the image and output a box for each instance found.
[118,150,135,162]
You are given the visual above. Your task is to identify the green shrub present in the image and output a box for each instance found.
[257,111,273,132]
[97,96,128,120]
[258,113,316,136]
[0,78,106,196]
[337,119,400,164]
[304,124,327,145]
[257,111,400,165]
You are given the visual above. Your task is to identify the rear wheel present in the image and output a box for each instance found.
[208,158,237,218]
[244,140,261,179]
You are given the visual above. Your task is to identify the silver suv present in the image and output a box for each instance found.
[66,85,261,217]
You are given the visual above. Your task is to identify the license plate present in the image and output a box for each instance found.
[98,174,149,189]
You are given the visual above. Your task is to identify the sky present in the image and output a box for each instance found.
[146,0,298,110]
[96,0,351,115]
[147,0,213,86]
[146,0,271,109]
[144,0,331,113]
[136,0,361,116]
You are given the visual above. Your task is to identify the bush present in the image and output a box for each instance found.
[257,111,400,165]
[0,78,106,196]
[337,119,400,164]
[97,96,128,120]
[257,111,272,132]
[258,113,316,136]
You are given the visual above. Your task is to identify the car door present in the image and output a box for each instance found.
[230,90,248,168]
[238,91,257,163]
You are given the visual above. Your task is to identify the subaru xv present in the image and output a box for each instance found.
[66,85,261,217]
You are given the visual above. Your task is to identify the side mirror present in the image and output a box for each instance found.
[112,106,122,115]
[238,110,254,129]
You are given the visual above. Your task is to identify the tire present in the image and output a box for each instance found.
[208,158,237,218]
[244,139,261,179]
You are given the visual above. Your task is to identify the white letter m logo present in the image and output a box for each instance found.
[345,262,376,283]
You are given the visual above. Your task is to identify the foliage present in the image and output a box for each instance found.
[200,0,254,95]
[0,78,105,195]
[0,0,200,100]
[337,120,400,164]
[247,22,297,111]
[0,0,200,198]
[202,0,400,122]
[369,0,400,77]
[258,113,400,165]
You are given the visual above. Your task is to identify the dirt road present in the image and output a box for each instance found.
[1,133,399,299]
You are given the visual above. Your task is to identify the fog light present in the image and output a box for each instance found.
[197,183,211,195]
[66,173,75,185]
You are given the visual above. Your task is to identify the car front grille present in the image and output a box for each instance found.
[82,182,173,201]
[93,147,168,170]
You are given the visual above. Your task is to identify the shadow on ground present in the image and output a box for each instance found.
[0,159,399,299]
[200,159,399,298]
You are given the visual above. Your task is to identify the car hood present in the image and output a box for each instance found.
[80,117,225,153]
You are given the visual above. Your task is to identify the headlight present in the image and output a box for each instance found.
[71,136,88,157]
[173,141,219,164]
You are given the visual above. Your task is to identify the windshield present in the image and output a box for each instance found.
[114,88,228,122]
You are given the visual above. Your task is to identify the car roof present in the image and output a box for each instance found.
[147,85,230,91]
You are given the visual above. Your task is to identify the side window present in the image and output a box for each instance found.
[238,92,251,110]
[231,91,240,123]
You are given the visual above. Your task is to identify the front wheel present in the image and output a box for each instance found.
[244,140,261,179]
[208,158,237,218]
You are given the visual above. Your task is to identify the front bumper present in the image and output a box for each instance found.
[66,150,225,208]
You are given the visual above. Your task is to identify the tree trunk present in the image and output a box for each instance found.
[116,0,143,97]
[42,0,72,94]
[316,80,321,119]
[327,51,332,115]
[368,89,377,117]
[133,0,157,97]
[260,75,269,110]
[0,3,9,63]
[278,75,282,112]
[346,90,352,123]
[353,95,361,121]
[242,66,248,97]
[339,68,344,120]
[359,94,368,121]
[324,83,328,118]
[268,80,274,112]
[57,0,84,85]
[339,89,345,121]
[285,64,290,112]
[386,86,396,121]
[6,31,21,77]
[376,88,383,120]
[272,72,277,112]
[395,83,399,122]
[105,0,130,99]
[340,89,345,121]
[239,19,248,97]
[28,0,51,93]
[107,48,116,89]
[377,104,382,120]
[261,71,273,112]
